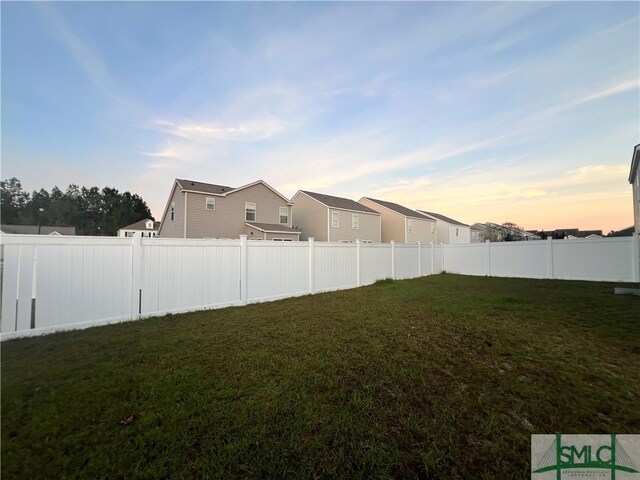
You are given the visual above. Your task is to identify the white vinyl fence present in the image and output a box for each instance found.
[1,234,638,340]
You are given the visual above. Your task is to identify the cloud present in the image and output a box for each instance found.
[152,115,289,142]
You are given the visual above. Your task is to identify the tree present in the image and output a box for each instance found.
[1,178,30,224]
[0,178,154,235]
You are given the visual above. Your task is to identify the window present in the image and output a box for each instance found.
[279,207,289,224]
[125,231,134,237]
[272,238,293,241]
[206,198,215,211]
[352,214,359,229]
[331,211,339,228]
[456,227,459,237]
[146,221,153,229]
[431,223,435,235]
[245,202,256,221]
[170,202,175,221]
[408,219,414,232]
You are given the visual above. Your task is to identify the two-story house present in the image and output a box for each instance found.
[158,179,300,240]
[358,197,436,244]
[291,190,381,242]
[416,211,471,244]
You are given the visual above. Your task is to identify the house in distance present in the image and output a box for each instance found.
[158,179,300,241]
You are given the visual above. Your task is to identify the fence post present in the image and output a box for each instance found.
[309,237,316,294]
[131,235,143,320]
[391,241,396,279]
[240,235,248,305]
[430,242,434,275]
[356,239,361,286]
[632,233,640,283]
[547,237,554,279]
[417,241,422,277]
[485,240,491,276]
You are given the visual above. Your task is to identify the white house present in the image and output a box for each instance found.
[117,218,160,238]
[417,211,471,244]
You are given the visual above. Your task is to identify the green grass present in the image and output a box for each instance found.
[2,274,639,479]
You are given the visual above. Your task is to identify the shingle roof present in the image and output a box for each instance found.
[361,198,429,219]
[176,179,233,195]
[300,191,380,214]
[120,219,160,231]
[417,211,468,227]
[246,222,301,234]
[1,224,76,235]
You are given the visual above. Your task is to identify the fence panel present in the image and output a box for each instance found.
[360,244,392,284]
[314,243,358,292]
[552,238,634,282]
[444,243,487,276]
[140,239,242,315]
[394,245,420,279]
[489,242,548,278]
[247,241,310,302]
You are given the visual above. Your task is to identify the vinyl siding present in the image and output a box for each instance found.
[634,174,640,233]
[175,182,292,239]
[158,183,185,238]
[406,217,436,244]
[327,209,381,243]
[291,192,329,241]
[449,225,471,244]
[358,198,405,243]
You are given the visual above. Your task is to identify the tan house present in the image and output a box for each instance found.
[358,197,436,244]
[291,190,381,242]
[158,179,300,241]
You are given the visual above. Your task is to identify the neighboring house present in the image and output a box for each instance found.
[158,179,300,241]
[532,229,602,240]
[417,211,471,244]
[470,227,483,243]
[117,218,160,238]
[358,197,436,244]
[0,224,76,235]
[630,143,640,233]
[607,226,635,237]
[473,222,539,242]
[291,191,381,242]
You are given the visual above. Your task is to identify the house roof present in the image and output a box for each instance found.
[630,143,640,183]
[119,218,160,231]
[360,197,430,220]
[245,222,301,234]
[300,191,380,214]
[607,226,635,237]
[176,179,233,195]
[417,211,468,227]
[1,224,76,235]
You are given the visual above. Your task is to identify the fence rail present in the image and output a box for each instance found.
[1,233,638,340]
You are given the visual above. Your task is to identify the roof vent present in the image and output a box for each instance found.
[191,182,194,185]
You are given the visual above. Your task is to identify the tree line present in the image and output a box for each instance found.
[1,178,154,236]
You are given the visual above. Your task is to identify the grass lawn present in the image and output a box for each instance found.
[2,274,639,479]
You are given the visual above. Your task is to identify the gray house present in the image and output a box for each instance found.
[158,179,301,240]
[358,197,436,244]
[291,190,381,242]
[1,224,76,235]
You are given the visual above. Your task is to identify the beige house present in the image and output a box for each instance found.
[291,190,381,242]
[158,179,300,240]
[358,197,436,244]
[631,143,640,233]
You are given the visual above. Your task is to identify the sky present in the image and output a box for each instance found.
[1,1,638,233]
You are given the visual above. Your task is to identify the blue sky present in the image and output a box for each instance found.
[2,1,638,232]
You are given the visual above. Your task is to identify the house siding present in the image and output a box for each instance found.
[327,209,381,243]
[449,224,471,244]
[158,183,185,238]
[182,183,291,239]
[406,217,436,244]
[634,171,640,233]
[291,192,329,241]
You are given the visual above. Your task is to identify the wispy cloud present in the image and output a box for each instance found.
[152,116,289,142]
